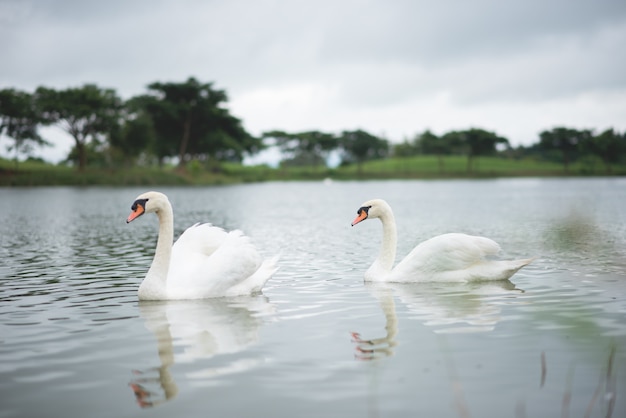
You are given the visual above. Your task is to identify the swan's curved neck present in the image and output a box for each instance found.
[367,209,397,279]
[139,202,173,299]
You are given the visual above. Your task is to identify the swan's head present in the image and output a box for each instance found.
[351,199,392,226]
[126,191,170,223]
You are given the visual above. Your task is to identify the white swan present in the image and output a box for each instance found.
[126,191,278,300]
[351,199,533,282]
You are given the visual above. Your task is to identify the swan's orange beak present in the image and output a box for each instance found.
[126,205,145,223]
[351,209,368,226]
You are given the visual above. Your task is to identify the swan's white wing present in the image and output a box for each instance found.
[195,230,263,294]
[391,233,502,280]
[167,228,272,298]
[172,223,228,257]
[391,233,533,281]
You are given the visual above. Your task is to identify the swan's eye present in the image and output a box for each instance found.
[131,198,148,211]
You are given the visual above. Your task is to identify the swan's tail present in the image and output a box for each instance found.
[228,255,279,296]
[467,256,536,281]
[499,257,536,280]
[515,257,536,268]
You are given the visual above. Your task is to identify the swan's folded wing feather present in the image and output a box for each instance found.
[394,233,502,276]
[199,230,263,294]
[168,230,264,297]
[172,223,228,257]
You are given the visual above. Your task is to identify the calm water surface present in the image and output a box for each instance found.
[1,178,625,418]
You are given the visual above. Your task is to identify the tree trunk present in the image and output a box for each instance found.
[467,154,473,173]
[598,152,612,174]
[13,145,19,171]
[178,112,192,169]
[77,140,87,171]
[437,154,444,174]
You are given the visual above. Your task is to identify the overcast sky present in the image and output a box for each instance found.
[1,0,625,163]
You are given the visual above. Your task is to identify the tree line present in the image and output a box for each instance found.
[393,127,626,174]
[1,76,625,173]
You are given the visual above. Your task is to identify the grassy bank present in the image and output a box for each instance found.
[332,155,625,178]
[1,155,624,186]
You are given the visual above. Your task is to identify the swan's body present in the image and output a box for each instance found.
[351,199,533,282]
[126,191,278,300]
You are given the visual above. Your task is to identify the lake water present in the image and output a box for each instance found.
[1,178,625,418]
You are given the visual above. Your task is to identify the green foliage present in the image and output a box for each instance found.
[0,157,202,186]
[109,108,156,167]
[393,130,453,173]
[339,130,389,173]
[0,88,49,165]
[264,130,339,168]
[333,154,622,179]
[393,130,446,157]
[1,77,625,180]
[538,127,593,172]
[35,84,123,171]
[392,139,417,158]
[459,128,509,173]
[2,152,625,187]
[579,128,626,174]
[392,129,509,174]
[137,77,260,168]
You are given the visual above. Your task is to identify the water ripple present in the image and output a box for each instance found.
[1,183,625,417]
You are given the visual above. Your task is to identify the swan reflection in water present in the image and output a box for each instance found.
[352,280,524,360]
[129,295,274,408]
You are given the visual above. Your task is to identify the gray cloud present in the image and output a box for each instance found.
[0,0,625,154]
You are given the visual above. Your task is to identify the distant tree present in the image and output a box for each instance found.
[460,128,509,173]
[35,84,122,171]
[0,88,49,167]
[414,130,437,153]
[190,111,261,166]
[393,130,452,172]
[580,128,626,174]
[264,130,338,168]
[392,138,417,158]
[539,127,592,173]
[137,77,260,169]
[128,94,177,165]
[339,130,389,174]
[64,140,108,168]
[417,130,451,173]
[439,131,467,155]
[109,102,157,167]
